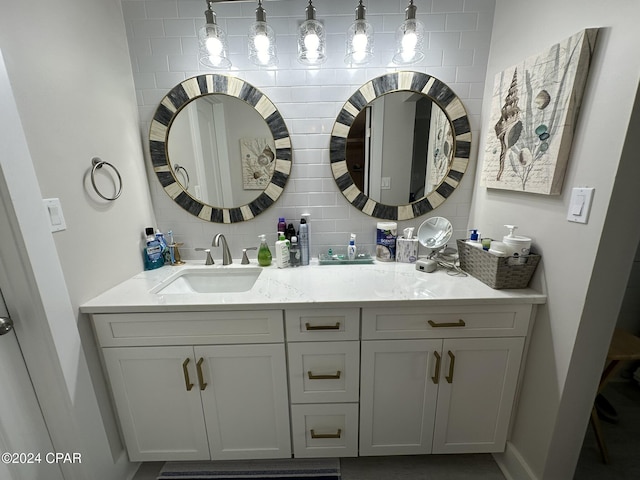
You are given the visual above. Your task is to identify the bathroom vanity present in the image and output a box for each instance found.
[81,261,545,462]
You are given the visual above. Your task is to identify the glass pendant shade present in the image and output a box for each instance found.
[248,1,278,67]
[392,0,425,65]
[298,1,326,65]
[198,1,231,69]
[345,1,373,66]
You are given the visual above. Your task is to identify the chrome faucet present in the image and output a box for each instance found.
[213,233,232,265]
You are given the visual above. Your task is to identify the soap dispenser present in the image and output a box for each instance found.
[502,225,532,257]
[257,234,272,266]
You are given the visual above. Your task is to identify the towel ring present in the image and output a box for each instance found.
[173,163,190,190]
[91,157,122,201]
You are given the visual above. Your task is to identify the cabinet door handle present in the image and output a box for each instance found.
[310,429,342,439]
[445,351,456,383]
[428,319,466,328]
[182,358,194,391]
[305,322,341,330]
[308,370,342,380]
[432,351,441,384]
[196,357,208,391]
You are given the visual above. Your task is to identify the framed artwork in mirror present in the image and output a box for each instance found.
[330,71,471,221]
[149,74,292,223]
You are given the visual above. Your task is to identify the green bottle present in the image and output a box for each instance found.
[257,234,272,266]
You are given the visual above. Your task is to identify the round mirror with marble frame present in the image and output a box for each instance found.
[330,71,471,221]
[149,74,292,223]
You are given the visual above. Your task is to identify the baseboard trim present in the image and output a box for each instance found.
[493,442,538,480]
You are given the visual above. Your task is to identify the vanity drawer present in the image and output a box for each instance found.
[285,308,359,341]
[91,310,284,347]
[290,403,359,458]
[287,341,360,403]
[361,305,532,340]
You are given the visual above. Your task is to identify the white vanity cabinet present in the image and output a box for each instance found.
[285,308,360,458]
[359,305,531,456]
[92,310,291,462]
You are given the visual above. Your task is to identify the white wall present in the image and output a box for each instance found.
[124,0,495,258]
[470,1,640,478]
[0,0,156,478]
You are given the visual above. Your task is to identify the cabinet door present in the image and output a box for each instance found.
[359,339,441,456]
[102,347,210,461]
[196,344,291,459]
[432,337,525,453]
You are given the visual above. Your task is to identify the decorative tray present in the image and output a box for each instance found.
[318,250,375,265]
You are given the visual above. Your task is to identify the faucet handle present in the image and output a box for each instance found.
[241,247,257,264]
[195,248,214,265]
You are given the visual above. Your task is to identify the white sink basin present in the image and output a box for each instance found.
[153,267,262,294]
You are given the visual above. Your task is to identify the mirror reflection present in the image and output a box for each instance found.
[167,94,276,208]
[149,74,292,224]
[346,91,453,205]
[330,71,471,221]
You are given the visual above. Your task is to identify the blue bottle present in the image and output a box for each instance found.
[144,227,164,270]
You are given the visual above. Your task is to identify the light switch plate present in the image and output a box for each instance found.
[567,187,594,224]
[43,198,67,232]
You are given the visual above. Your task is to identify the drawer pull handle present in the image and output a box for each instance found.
[182,358,194,391]
[445,351,456,384]
[308,370,342,380]
[432,351,441,384]
[311,429,342,439]
[305,322,341,331]
[196,357,207,391]
[428,319,466,328]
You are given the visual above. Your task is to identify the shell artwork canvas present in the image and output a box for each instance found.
[481,29,598,195]
[240,137,275,190]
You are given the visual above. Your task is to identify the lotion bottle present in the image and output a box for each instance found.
[347,233,357,260]
[275,232,290,268]
[257,234,272,266]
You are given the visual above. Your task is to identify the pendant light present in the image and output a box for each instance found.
[392,0,425,65]
[198,0,231,69]
[345,0,374,66]
[297,0,326,65]
[248,0,278,67]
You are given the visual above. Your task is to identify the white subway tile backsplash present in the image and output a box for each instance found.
[145,0,178,19]
[443,49,474,66]
[445,13,478,31]
[129,37,152,57]
[429,31,461,50]
[121,1,146,21]
[132,19,165,38]
[167,54,198,72]
[464,0,496,13]
[155,71,186,88]
[137,55,169,73]
[460,30,492,50]
[163,18,196,37]
[432,0,464,14]
[151,37,182,55]
[122,0,494,255]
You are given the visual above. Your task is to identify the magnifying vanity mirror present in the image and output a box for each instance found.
[149,74,292,223]
[330,71,471,221]
[417,216,453,250]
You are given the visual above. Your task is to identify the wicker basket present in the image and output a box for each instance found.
[456,239,540,289]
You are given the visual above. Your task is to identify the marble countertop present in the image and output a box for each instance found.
[80,259,546,314]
